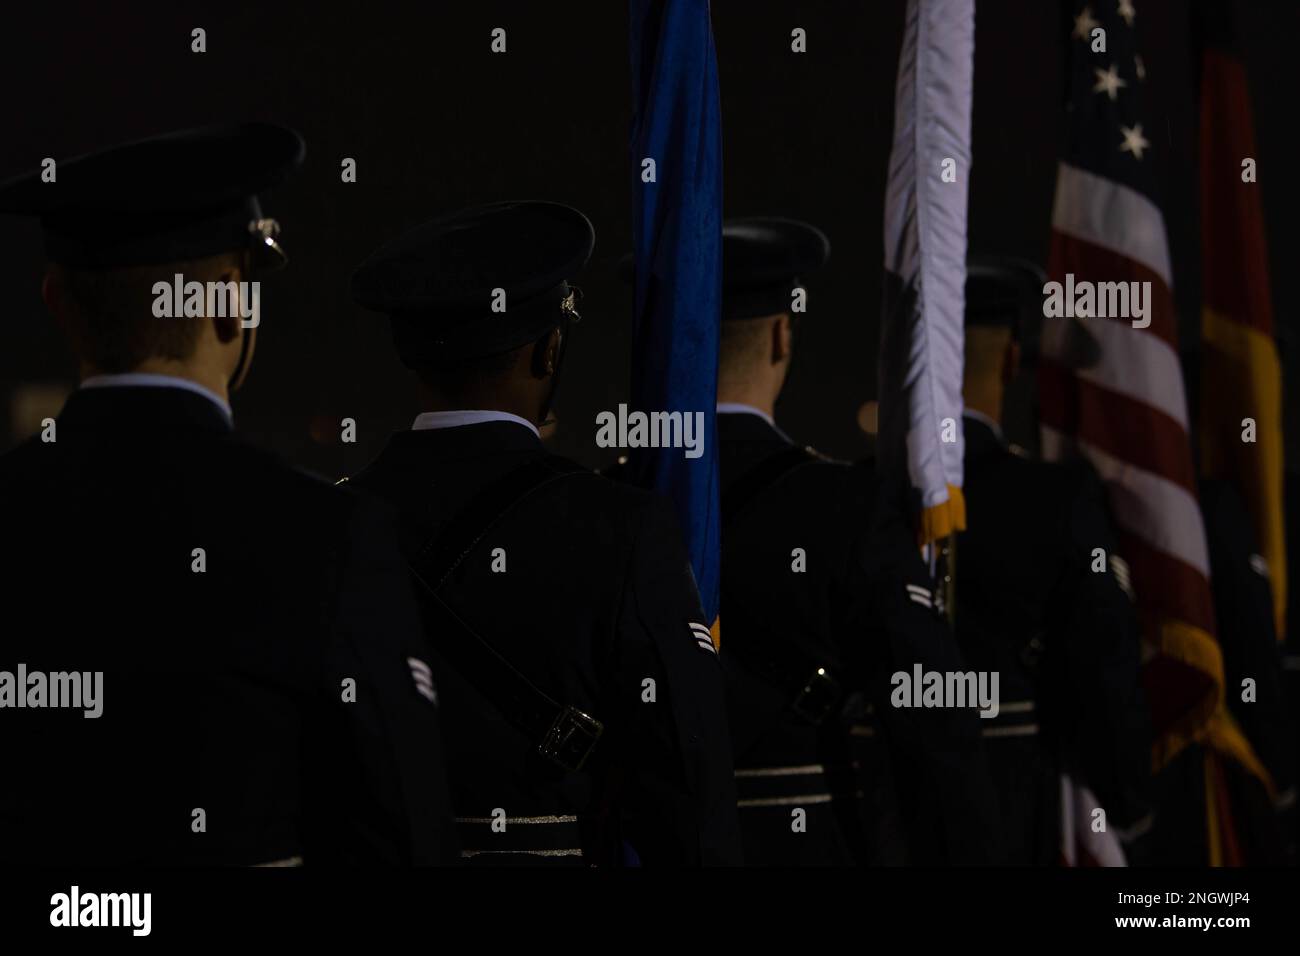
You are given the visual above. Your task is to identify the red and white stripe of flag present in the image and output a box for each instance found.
[1039,161,1222,745]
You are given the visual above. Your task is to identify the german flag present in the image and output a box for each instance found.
[1197,0,1286,640]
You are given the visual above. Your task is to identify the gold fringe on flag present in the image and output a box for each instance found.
[919,484,966,545]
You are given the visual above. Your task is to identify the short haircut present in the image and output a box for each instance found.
[963,324,1013,382]
[718,313,781,384]
[414,341,531,400]
[50,251,243,373]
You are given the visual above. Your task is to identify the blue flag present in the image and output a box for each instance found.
[627,0,723,630]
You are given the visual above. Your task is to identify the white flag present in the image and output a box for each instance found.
[879,0,974,543]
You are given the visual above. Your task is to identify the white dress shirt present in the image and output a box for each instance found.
[715,402,776,427]
[410,409,540,438]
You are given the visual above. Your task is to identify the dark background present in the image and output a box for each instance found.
[2,0,1297,477]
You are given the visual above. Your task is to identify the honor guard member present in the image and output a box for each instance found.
[347,201,742,866]
[711,218,1001,865]
[956,257,1152,863]
[0,125,457,866]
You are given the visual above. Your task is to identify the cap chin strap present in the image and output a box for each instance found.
[227,249,258,392]
[228,324,253,392]
[537,317,574,429]
[537,286,583,428]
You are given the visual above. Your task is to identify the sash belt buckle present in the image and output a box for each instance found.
[791,667,841,725]
[538,705,604,771]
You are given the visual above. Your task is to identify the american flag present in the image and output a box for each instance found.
[1037,0,1221,860]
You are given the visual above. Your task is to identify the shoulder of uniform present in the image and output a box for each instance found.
[766,445,857,481]
[802,444,849,466]
[213,436,368,522]
[983,440,1043,472]
[777,452,895,532]
[538,450,598,475]
[991,442,1099,493]
[750,446,867,508]
[534,451,668,524]
[592,470,666,514]
[216,435,331,485]
[1050,452,1107,499]
[1014,455,1132,592]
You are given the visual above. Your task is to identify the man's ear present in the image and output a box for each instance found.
[211,264,242,345]
[772,313,793,364]
[531,327,562,379]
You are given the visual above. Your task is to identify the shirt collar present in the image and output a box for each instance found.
[79,373,233,426]
[963,407,1004,443]
[411,409,540,438]
[716,402,776,428]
